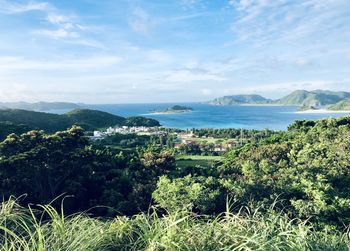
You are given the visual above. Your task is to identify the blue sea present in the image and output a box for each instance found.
[79,103,350,131]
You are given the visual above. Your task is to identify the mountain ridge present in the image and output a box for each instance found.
[208,90,350,107]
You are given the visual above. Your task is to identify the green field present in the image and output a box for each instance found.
[176,155,223,168]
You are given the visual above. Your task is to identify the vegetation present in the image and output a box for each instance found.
[0,109,160,133]
[1,116,350,249]
[125,116,161,127]
[0,121,33,141]
[1,199,349,251]
[328,100,350,111]
[152,105,193,114]
[208,89,350,107]
[208,94,271,105]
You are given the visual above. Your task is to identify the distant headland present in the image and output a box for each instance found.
[207,90,350,113]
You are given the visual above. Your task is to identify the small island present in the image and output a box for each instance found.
[151,105,193,114]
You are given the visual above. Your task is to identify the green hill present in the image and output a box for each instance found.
[0,109,160,133]
[125,116,161,127]
[208,90,350,107]
[65,109,126,130]
[327,100,350,111]
[275,90,350,106]
[0,109,72,132]
[0,121,33,140]
[208,94,271,105]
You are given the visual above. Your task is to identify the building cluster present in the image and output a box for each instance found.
[90,126,162,140]
[173,131,239,152]
[90,127,239,153]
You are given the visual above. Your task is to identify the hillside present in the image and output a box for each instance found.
[208,94,271,105]
[65,109,126,130]
[0,109,160,133]
[275,90,350,106]
[0,101,80,111]
[208,90,350,106]
[327,100,350,111]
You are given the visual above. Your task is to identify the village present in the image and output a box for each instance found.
[90,126,240,153]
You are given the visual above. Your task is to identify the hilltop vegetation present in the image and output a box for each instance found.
[209,89,350,107]
[152,105,193,114]
[0,108,160,136]
[1,116,350,249]
[208,94,271,105]
[328,100,350,111]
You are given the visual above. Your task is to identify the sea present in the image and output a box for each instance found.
[74,103,350,131]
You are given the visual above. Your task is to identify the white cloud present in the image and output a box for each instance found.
[295,58,312,67]
[128,7,156,35]
[0,81,38,102]
[166,68,226,82]
[229,0,350,46]
[146,50,171,63]
[201,88,213,96]
[34,28,79,39]
[0,0,50,13]
[47,13,72,24]
[0,55,122,72]
[222,80,350,96]
[1,0,95,44]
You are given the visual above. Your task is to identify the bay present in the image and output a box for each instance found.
[84,103,350,130]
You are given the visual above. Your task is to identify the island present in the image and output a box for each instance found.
[207,90,350,107]
[151,105,193,114]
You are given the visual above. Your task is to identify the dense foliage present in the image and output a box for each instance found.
[124,116,161,127]
[0,121,33,141]
[0,127,173,215]
[1,116,350,249]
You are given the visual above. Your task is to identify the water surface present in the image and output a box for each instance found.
[83,103,350,130]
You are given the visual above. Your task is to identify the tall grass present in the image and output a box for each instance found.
[0,198,349,251]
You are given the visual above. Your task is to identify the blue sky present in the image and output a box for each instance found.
[0,0,349,103]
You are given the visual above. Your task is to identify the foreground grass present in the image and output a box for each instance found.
[1,199,349,251]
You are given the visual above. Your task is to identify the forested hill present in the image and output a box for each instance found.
[275,90,350,106]
[208,90,350,106]
[207,94,271,105]
[0,108,160,134]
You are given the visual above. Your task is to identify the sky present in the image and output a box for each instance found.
[0,0,350,103]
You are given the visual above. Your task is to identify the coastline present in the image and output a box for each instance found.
[144,110,193,115]
[295,109,350,114]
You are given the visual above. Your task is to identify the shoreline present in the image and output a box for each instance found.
[144,110,193,115]
[295,109,350,114]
